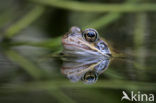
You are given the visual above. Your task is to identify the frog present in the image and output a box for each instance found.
[62,26,112,58]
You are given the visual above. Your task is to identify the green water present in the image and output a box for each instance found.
[0,0,156,103]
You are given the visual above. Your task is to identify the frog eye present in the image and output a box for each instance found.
[82,71,98,84]
[83,28,99,42]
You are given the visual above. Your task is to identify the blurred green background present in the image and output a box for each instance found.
[0,0,156,103]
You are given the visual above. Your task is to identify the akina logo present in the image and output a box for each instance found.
[121,91,154,102]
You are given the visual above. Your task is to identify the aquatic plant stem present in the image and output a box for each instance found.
[5,6,45,39]
[5,49,44,79]
[5,80,156,91]
[32,0,156,12]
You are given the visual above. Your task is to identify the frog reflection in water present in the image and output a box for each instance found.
[61,57,110,84]
[61,26,111,84]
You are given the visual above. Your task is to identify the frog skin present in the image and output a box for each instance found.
[62,26,111,58]
[61,26,112,84]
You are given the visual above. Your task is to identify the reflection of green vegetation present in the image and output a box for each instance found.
[9,36,62,49]
[83,13,121,30]
[134,13,148,81]
[0,0,155,103]
[5,80,156,91]
[5,50,44,79]
[32,0,156,12]
[5,6,45,38]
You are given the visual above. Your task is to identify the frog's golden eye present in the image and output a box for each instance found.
[83,28,99,42]
[82,71,98,84]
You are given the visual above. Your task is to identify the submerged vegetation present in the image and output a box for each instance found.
[0,0,156,103]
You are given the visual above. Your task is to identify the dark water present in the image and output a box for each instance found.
[0,33,156,103]
[0,0,156,103]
